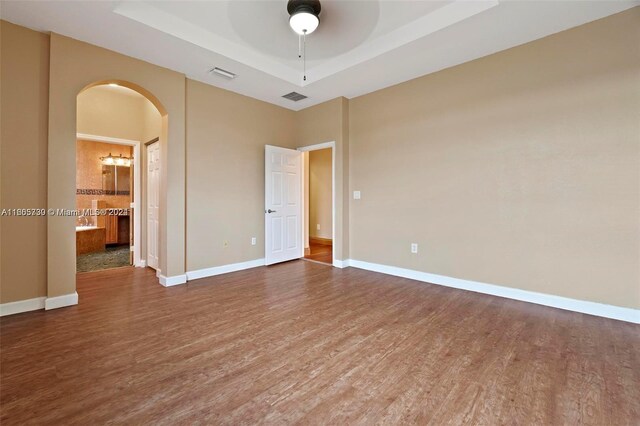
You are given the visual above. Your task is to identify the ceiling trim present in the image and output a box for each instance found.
[114,0,499,87]
[113,1,301,83]
[3,0,637,112]
[306,0,499,85]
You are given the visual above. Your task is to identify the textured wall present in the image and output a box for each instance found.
[47,32,186,297]
[185,80,296,271]
[349,9,640,308]
[77,86,156,142]
[1,9,638,311]
[309,148,333,240]
[0,21,49,303]
[295,98,349,260]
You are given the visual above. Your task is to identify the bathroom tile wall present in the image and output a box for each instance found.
[76,140,132,211]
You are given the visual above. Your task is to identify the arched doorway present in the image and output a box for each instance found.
[46,34,187,308]
[75,82,162,274]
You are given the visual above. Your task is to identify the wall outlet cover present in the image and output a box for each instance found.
[353,191,361,200]
[251,237,257,245]
[411,243,418,254]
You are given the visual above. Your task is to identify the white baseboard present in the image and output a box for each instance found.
[159,274,187,287]
[45,292,79,310]
[333,259,350,268]
[187,258,265,281]
[347,259,640,324]
[136,260,147,268]
[0,296,46,317]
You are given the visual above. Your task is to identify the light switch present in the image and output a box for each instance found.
[353,191,361,200]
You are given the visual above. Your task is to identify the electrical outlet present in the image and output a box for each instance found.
[251,237,256,246]
[411,243,418,254]
[316,224,321,231]
[223,240,229,248]
[353,190,361,200]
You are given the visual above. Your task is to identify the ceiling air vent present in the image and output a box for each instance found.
[209,67,236,79]
[282,92,307,102]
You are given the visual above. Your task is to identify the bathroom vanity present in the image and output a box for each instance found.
[104,209,130,245]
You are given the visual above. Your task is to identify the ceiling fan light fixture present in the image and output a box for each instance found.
[289,10,319,35]
[287,0,321,35]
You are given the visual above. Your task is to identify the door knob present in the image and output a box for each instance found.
[267,209,277,213]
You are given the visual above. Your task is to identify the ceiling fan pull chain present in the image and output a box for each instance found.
[287,0,320,83]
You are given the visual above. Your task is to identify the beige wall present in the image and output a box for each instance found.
[349,8,640,309]
[47,32,186,297]
[185,80,296,271]
[77,86,158,142]
[295,98,349,260]
[0,21,49,303]
[141,96,162,144]
[303,152,310,248]
[309,148,332,240]
[1,9,638,311]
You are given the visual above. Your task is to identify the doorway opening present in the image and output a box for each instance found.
[299,142,335,266]
[75,83,161,273]
[75,136,135,272]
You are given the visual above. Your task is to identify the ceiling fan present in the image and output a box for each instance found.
[287,0,322,82]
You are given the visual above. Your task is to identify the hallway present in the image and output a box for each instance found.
[304,239,332,264]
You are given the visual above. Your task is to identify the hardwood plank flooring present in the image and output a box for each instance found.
[1,262,638,424]
[304,241,332,264]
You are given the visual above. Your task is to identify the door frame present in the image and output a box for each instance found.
[297,141,336,267]
[76,133,143,267]
[145,138,161,272]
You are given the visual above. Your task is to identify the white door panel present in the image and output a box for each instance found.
[147,141,160,270]
[265,145,302,265]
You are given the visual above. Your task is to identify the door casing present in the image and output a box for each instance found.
[77,133,143,267]
[297,141,336,267]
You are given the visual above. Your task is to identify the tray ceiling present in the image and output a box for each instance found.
[2,0,637,110]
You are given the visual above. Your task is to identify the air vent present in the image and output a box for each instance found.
[282,92,307,102]
[209,67,236,79]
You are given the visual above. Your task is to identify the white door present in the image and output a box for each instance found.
[265,145,303,265]
[147,141,160,270]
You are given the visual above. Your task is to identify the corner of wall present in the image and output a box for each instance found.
[340,97,350,260]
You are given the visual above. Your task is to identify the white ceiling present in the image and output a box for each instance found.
[2,1,637,111]
[89,84,146,99]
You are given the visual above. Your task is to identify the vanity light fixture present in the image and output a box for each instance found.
[100,153,132,167]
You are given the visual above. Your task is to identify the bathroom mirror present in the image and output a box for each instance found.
[102,165,115,192]
[116,166,130,194]
[102,165,130,194]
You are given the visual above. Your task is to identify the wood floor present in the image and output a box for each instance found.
[1,262,638,424]
[304,240,333,264]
